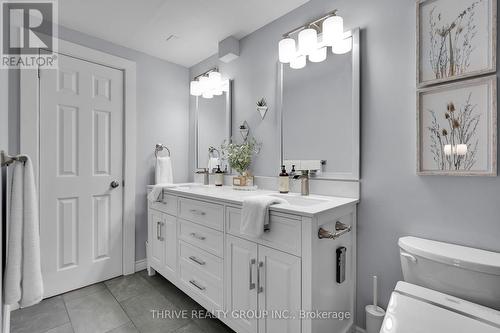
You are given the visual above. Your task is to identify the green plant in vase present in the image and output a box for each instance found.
[221,137,261,186]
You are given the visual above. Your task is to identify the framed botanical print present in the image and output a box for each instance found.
[417,0,497,87]
[417,75,497,176]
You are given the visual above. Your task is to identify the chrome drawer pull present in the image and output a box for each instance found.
[257,261,264,293]
[249,259,256,290]
[157,221,164,241]
[189,256,206,266]
[189,232,206,241]
[189,209,206,216]
[189,279,206,291]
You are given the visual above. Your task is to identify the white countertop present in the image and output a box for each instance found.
[147,183,358,216]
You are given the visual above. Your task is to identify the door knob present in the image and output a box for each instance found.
[110,180,120,189]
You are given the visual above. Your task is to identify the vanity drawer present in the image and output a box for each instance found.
[179,241,223,280]
[179,219,223,257]
[226,207,301,256]
[149,194,177,216]
[179,260,223,311]
[179,198,223,231]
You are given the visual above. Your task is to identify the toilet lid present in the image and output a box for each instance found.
[380,282,500,333]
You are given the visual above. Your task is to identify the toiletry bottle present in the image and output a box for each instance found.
[290,165,296,177]
[279,165,289,194]
[215,165,224,187]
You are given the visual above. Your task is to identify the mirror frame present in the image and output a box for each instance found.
[195,80,232,170]
[277,28,360,180]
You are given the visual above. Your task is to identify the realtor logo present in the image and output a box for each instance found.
[1,0,58,68]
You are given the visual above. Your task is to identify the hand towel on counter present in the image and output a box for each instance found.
[241,196,288,238]
[4,156,43,308]
[155,156,173,184]
[148,184,165,202]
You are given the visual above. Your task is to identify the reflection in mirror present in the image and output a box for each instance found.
[196,82,232,172]
[279,29,359,180]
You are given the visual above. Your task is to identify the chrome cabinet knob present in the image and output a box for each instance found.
[110,180,120,189]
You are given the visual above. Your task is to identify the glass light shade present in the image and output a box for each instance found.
[278,38,296,63]
[309,46,327,62]
[298,28,318,55]
[202,90,213,99]
[444,144,452,156]
[208,71,221,84]
[190,81,201,96]
[290,55,306,69]
[332,36,352,54]
[198,76,209,92]
[322,15,344,46]
[456,144,468,156]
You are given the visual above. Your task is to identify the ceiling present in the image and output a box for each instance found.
[59,0,309,67]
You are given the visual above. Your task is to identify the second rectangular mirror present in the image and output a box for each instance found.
[195,80,232,172]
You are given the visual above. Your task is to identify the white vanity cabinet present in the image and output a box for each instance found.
[147,186,358,333]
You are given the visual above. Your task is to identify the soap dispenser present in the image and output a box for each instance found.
[215,165,224,187]
[279,165,289,193]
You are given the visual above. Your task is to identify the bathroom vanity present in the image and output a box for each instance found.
[147,184,357,333]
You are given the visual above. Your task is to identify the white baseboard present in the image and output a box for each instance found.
[135,259,147,272]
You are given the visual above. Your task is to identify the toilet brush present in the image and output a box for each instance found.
[365,275,386,333]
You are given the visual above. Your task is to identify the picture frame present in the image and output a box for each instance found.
[417,0,497,87]
[417,75,497,176]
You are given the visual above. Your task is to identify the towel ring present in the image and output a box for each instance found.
[155,143,171,158]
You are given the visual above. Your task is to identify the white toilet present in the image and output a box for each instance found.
[381,236,500,333]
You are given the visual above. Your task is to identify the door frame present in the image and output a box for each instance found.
[20,38,137,275]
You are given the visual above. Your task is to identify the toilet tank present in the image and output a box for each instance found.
[399,236,500,310]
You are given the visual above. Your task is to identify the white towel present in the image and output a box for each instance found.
[4,156,43,307]
[148,184,165,202]
[240,196,288,238]
[207,157,219,173]
[155,156,173,184]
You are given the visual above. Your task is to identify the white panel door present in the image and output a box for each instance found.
[40,53,124,297]
[258,246,301,333]
[225,235,258,333]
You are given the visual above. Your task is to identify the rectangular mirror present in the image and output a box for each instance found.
[278,29,360,180]
[195,81,232,171]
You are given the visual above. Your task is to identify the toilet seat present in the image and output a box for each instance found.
[380,282,500,333]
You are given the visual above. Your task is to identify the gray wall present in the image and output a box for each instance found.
[7,26,190,262]
[189,0,500,328]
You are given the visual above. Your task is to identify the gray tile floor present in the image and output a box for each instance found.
[11,270,234,333]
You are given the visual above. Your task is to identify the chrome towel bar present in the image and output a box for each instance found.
[318,221,352,240]
[1,150,27,167]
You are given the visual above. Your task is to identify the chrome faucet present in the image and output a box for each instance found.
[293,170,310,196]
[196,168,209,185]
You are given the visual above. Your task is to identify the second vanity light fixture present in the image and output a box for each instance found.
[278,10,352,69]
[190,67,230,98]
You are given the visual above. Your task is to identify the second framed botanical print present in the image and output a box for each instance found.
[417,75,497,176]
[417,0,497,87]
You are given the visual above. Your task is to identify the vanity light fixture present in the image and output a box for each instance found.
[278,10,352,69]
[189,67,229,98]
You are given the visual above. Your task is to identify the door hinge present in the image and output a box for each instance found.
[37,67,40,79]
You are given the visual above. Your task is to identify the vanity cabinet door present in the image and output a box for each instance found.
[163,214,177,281]
[226,235,258,333]
[258,246,301,333]
[148,210,165,270]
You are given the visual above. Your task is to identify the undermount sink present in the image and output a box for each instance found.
[269,194,329,207]
[174,183,209,190]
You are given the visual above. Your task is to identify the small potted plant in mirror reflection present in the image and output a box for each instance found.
[256,97,268,119]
